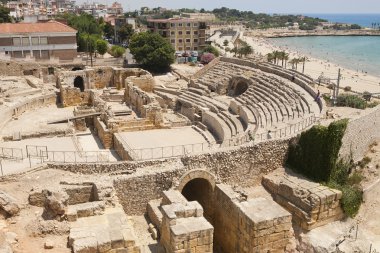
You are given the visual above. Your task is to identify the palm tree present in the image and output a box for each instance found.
[279,51,288,67]
[266,53,275,63]
[241,45,253,57]
[283,53,289,68]
[231,47,238,57]
[299,57,308,73]
[289,58,300,70]
[273,50,281,65]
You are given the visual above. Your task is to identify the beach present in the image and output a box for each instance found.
[242,34,380,94]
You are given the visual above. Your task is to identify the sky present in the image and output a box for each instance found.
[85,0,380,14]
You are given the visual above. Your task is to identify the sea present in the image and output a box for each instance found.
[269,14,380,77]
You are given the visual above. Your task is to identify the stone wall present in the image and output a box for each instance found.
[0,93,56,132]
[262,171,344,230]
[48,139,289,215]
[94,117,113,149]
[214,184,292,253]
[112,139,289,215]
[159,190,213,253]
[60,86,91,107]
[0,60,42,77]
[339,105,380,161]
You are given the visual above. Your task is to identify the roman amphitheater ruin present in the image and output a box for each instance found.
[0,56,379,253]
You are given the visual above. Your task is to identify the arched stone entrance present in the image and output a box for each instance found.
[177,170,216,223]
[228,76,250,97]
[74,76,85,92]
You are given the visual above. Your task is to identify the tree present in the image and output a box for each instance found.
[103,22,114,39]
[266,53,275,63]
[110,45,125,58]
[299,57,308,73]
[129,32,175,72]
[118,24,134,43]
[240,45,253,57]
[202,45,220,57]
[0,6,11,23]
[96,40,108,55]
[223,39,229,47]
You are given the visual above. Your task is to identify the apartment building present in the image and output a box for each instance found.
[147,18,207,52]
[0,21,78,61]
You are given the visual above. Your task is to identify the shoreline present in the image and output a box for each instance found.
[242,34,380,94]
[246,29,380,38]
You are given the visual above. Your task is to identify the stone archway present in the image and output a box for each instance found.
[228,76,250,97]
[177,169,216,192]
[74,76,85,92]
[177,170,217,223]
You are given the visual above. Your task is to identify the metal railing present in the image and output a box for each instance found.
[40,150,114,163]
[0,147,23,160]
[131,134,251,161]
[255,115,318,143]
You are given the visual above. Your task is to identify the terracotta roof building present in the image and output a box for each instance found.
[0,21,78,61]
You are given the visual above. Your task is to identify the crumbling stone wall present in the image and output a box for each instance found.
[60,87,91,107]
[112,139,289,215]
[94,117,113,149]
[159,190,213,253]
[0,93,56,130]
[214,184,292,253]
[262,172,344,230]
[339,104,380,161]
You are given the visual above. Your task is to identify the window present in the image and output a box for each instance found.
[171,31,175,36]
[12,37,21,46]
[31,37,39,45]
[186,31,191,35]
[193,23,198,27]
[178,23,183,27]
[178,47,183,51]
[194,31,198,35]
[194,47,198,51]
[170,23,175,27]
[178,31,182,35]
[178,39,183,43]
[171,39,175,43]
[194,39,198,43]
[186,39,190,43]
[40,37,48,45]
[22,37,29,46]
[186,47,191,50]
[186,23,191,27]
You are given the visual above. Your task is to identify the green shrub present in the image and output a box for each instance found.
[336,94,367,109]
[327,181,362,218]
[109,45,125,58]
[347,171,364,186]
[343,86,351,92]
[358,156,371,168]
[339,185,363,218]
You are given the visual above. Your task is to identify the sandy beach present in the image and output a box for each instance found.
[242,35,380,94]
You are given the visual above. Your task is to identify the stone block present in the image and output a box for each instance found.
[96,229,111,253]
[110,228,125,249]
[73,236,97,253]
[121,228,136,248]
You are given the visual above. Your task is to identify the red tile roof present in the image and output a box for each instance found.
[0,21,77,34]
